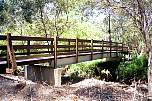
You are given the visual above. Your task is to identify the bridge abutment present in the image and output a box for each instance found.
[24,65,63,86]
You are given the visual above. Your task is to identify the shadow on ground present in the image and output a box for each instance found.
[61,76,84,85]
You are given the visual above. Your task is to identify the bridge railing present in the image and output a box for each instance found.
[0,33,128,73]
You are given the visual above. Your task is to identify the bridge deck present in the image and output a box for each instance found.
[0,51,122,67]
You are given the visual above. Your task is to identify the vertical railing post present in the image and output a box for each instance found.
[51,40,53,53]
[91,39,93,60]
[54,36,57,68]
[76,38,78,63]
[110,40,112,57]
[101,40,104,58]
[68,40,70,52]
[116,43,118,57]
[81,42,83,51]
[7,33,17,72]
[7,49,10,70]
[27,40,30,55]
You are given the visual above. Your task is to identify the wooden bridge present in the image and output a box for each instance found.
[0,34,128,74]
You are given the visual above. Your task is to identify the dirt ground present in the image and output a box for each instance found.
[0,74,148,101]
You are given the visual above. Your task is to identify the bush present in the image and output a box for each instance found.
[67,60,101,78]
[67,59,116,80]
[116,53,148,83]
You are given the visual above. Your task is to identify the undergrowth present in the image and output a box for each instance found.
[67,53,148,84]
[116,53,148,83]
[67,60,102,79]
[67,59,116,81]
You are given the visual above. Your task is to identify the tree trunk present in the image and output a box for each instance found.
[148,45,152,99]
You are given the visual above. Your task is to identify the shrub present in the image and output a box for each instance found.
[116,53,148,83]
[67,59,115,80]
[67,60,100,78]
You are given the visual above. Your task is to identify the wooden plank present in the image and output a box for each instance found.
[11,36,54,41]
[57,51,76,55]
[16,57,53,66]
[79,50,91,53]
[57,49,75,52]
[13,45,54,50]
[93,40,102,43]
[14,51,54,55]
[93,45,102,47]
[78,39,91,43]
[79,45,91,47]
[15,54,53,60]
[58,38,75,42]
[57,45,75,48]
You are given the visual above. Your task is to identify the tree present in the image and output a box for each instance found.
[105,0,152,99]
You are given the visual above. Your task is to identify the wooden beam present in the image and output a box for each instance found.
[7,33,17,72]
[13,45,54,50]
[110,41,112,57]
[11,36,54,41]
[58,38,75,42]
[101,40,104,58]
[54,36,57,68]
[91,39,93,60]
[68,41,70,51]
[76,38,78,63]
[27,40,30,55]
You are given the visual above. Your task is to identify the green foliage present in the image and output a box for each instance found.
[68,60,102,78]
[67,59,114,80]
[62,21,103,39]
[117,53,148,82]
[68,61,97,78]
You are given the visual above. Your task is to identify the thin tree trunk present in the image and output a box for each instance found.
[135,0,152,99]
[148,45,152,99]
[40,5,47,35]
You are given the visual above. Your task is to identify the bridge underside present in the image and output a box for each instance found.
[51,51,123,67]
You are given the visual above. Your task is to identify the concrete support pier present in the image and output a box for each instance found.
[25,65,63,86]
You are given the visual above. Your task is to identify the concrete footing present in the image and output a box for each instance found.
[25,65,63,86]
